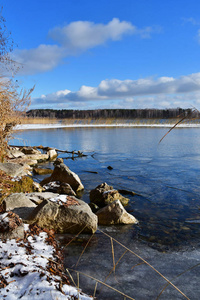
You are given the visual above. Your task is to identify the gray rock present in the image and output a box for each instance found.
[3,193,37,220]
[47,149,58,160]
[96,200,138,225]
[3,193,36,211]
[25,153,49,162]
[28,197,97,234]
[0,162,30,177]
[90,182,129,208]
[6,148,25,159]
[11,157,38,166]
[40,162,84,192]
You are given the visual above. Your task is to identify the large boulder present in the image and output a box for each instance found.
[2,193,37,220]
[28,195,97,234]
[96,200,138,225]
[90,182,129,208]
[40,161,84,192]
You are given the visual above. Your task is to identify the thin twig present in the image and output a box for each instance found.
[156,262,200,299]
[110,238,116,274]
[75,233,95,268]
[66,268,78,289]
[159,115,188,144]
[93,282,98,298]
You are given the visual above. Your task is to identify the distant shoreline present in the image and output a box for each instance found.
[15,122,200,130]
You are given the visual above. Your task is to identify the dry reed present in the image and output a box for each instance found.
[64,227,191,300]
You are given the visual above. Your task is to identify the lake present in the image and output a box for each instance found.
[13,126,200,299]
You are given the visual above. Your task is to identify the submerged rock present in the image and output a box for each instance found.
[96,200,138,225]
[90,182,129,208]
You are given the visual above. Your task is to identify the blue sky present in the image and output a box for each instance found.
[3,0,200,110]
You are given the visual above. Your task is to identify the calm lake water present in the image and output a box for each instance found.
[13,127,200,299]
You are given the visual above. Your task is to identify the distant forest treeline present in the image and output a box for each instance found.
[26,108,200,119]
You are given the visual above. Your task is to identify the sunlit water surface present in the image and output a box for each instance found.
[13,127,200,299]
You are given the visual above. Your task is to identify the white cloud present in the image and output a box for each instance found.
[97,73,200,96]
[12,18,159,75]
[48,18,136,52]
[12,45,64,75]
[31,72,200,109]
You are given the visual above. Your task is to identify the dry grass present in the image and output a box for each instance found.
[20,117,200,127]
[64,227,191,300]
[20,117,58,124]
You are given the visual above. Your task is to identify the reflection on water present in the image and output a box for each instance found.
[13,127,200,299]
[13,127,200,245]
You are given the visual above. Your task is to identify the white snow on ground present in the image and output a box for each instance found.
[15,122,200,130]
[0,224,93,300]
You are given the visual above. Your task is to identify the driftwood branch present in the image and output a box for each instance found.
[9,145,87,157]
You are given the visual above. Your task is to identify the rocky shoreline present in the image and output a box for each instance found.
[0,145,138,299]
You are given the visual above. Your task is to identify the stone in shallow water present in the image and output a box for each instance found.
[90,182,129,208]
[96,199,138,225]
